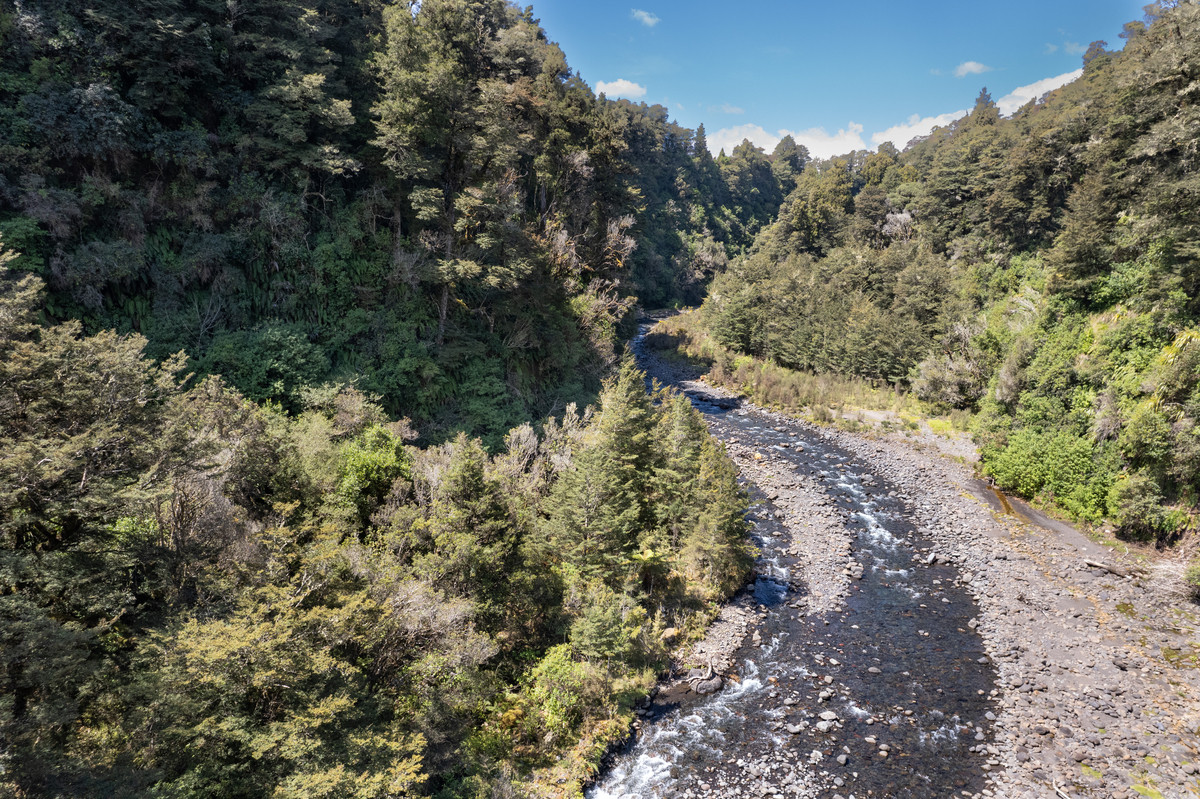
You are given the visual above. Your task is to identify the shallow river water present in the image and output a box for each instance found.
[587,329,997,799]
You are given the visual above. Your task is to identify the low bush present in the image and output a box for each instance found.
[1107,472,1166,542]
[1185,561,1200,598]
[983,429,1114,521]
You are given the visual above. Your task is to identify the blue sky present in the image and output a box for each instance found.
[526,0,1147,158]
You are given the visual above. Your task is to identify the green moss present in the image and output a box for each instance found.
[1161,645,1199,669]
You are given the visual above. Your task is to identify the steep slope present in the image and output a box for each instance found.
[0,0,794,445]
[699,1,1200,562]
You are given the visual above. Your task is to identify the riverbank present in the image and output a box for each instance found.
[823,411,1200,798]
[636,325,1200,799]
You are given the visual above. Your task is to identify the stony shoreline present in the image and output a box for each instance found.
[796,411,1199,798]
[641,337,1200,799]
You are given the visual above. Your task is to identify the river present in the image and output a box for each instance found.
[586,325,998,799]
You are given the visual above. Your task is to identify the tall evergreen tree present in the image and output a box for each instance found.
[770,134,809,194]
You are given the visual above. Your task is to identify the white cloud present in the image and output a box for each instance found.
[708,122,867,160]
[631,9,659,27]
[707,124,777,157]
[595,78,647,99]
[1064,41,1087,55]
[707,66,1086,162]
[995,69,1082,115]
[787,123,867,160]
[870,109,967,148]
[864,68,1085,152]
[1044,43,1059,54]
[954,60,993,78]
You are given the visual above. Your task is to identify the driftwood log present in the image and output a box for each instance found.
[1083,559,1145,578]
[686,656,724,695]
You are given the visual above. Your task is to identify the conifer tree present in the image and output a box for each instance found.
[770,135,809,194]
[593,357,657,499]
[651,392,707,549]
[539,358,655,585]
[541,443,641,585]
[693,123,711,159]
[412,434,519,630]
[681,439,753,599]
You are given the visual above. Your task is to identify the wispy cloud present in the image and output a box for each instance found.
[595,78,647,100]
[631,9,659,27]
[1044,43,1059,55]
[995,69,1082,115]
[708,103,745,115]
[870,110,967,148]
[707,122,867,160]
[1064,41,1087,55]
[954,60,993,78]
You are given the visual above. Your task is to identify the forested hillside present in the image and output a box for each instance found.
[0,0,799,444]
[698,0,1200,558]
[0,0,796,796]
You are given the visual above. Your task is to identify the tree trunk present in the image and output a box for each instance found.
[437,283,449,348]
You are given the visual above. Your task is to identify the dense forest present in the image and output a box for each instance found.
[0,0,792,796]
[0,0,800,445]
[1,271,754,796]
[696,1,1200,557]
[6,0,1200,795]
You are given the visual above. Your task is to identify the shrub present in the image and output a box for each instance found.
[336,424,411,525]
[527,644,599,737]
[913,319,990,409]
[1044,432,1114,521]
[984,429,1114,520]
[567,581,647,665]
[986,429,1049,498]
[202,323,329,413]
[1169,420,1200,493]
[1118,402,1174,473]
[1184,561,1200,598]
[1106,472,1165,542]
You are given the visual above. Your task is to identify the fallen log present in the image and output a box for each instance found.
[1083,558,1145,578]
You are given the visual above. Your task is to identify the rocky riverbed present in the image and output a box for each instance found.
[590,327,1200,799]
[757,404,1200,798]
